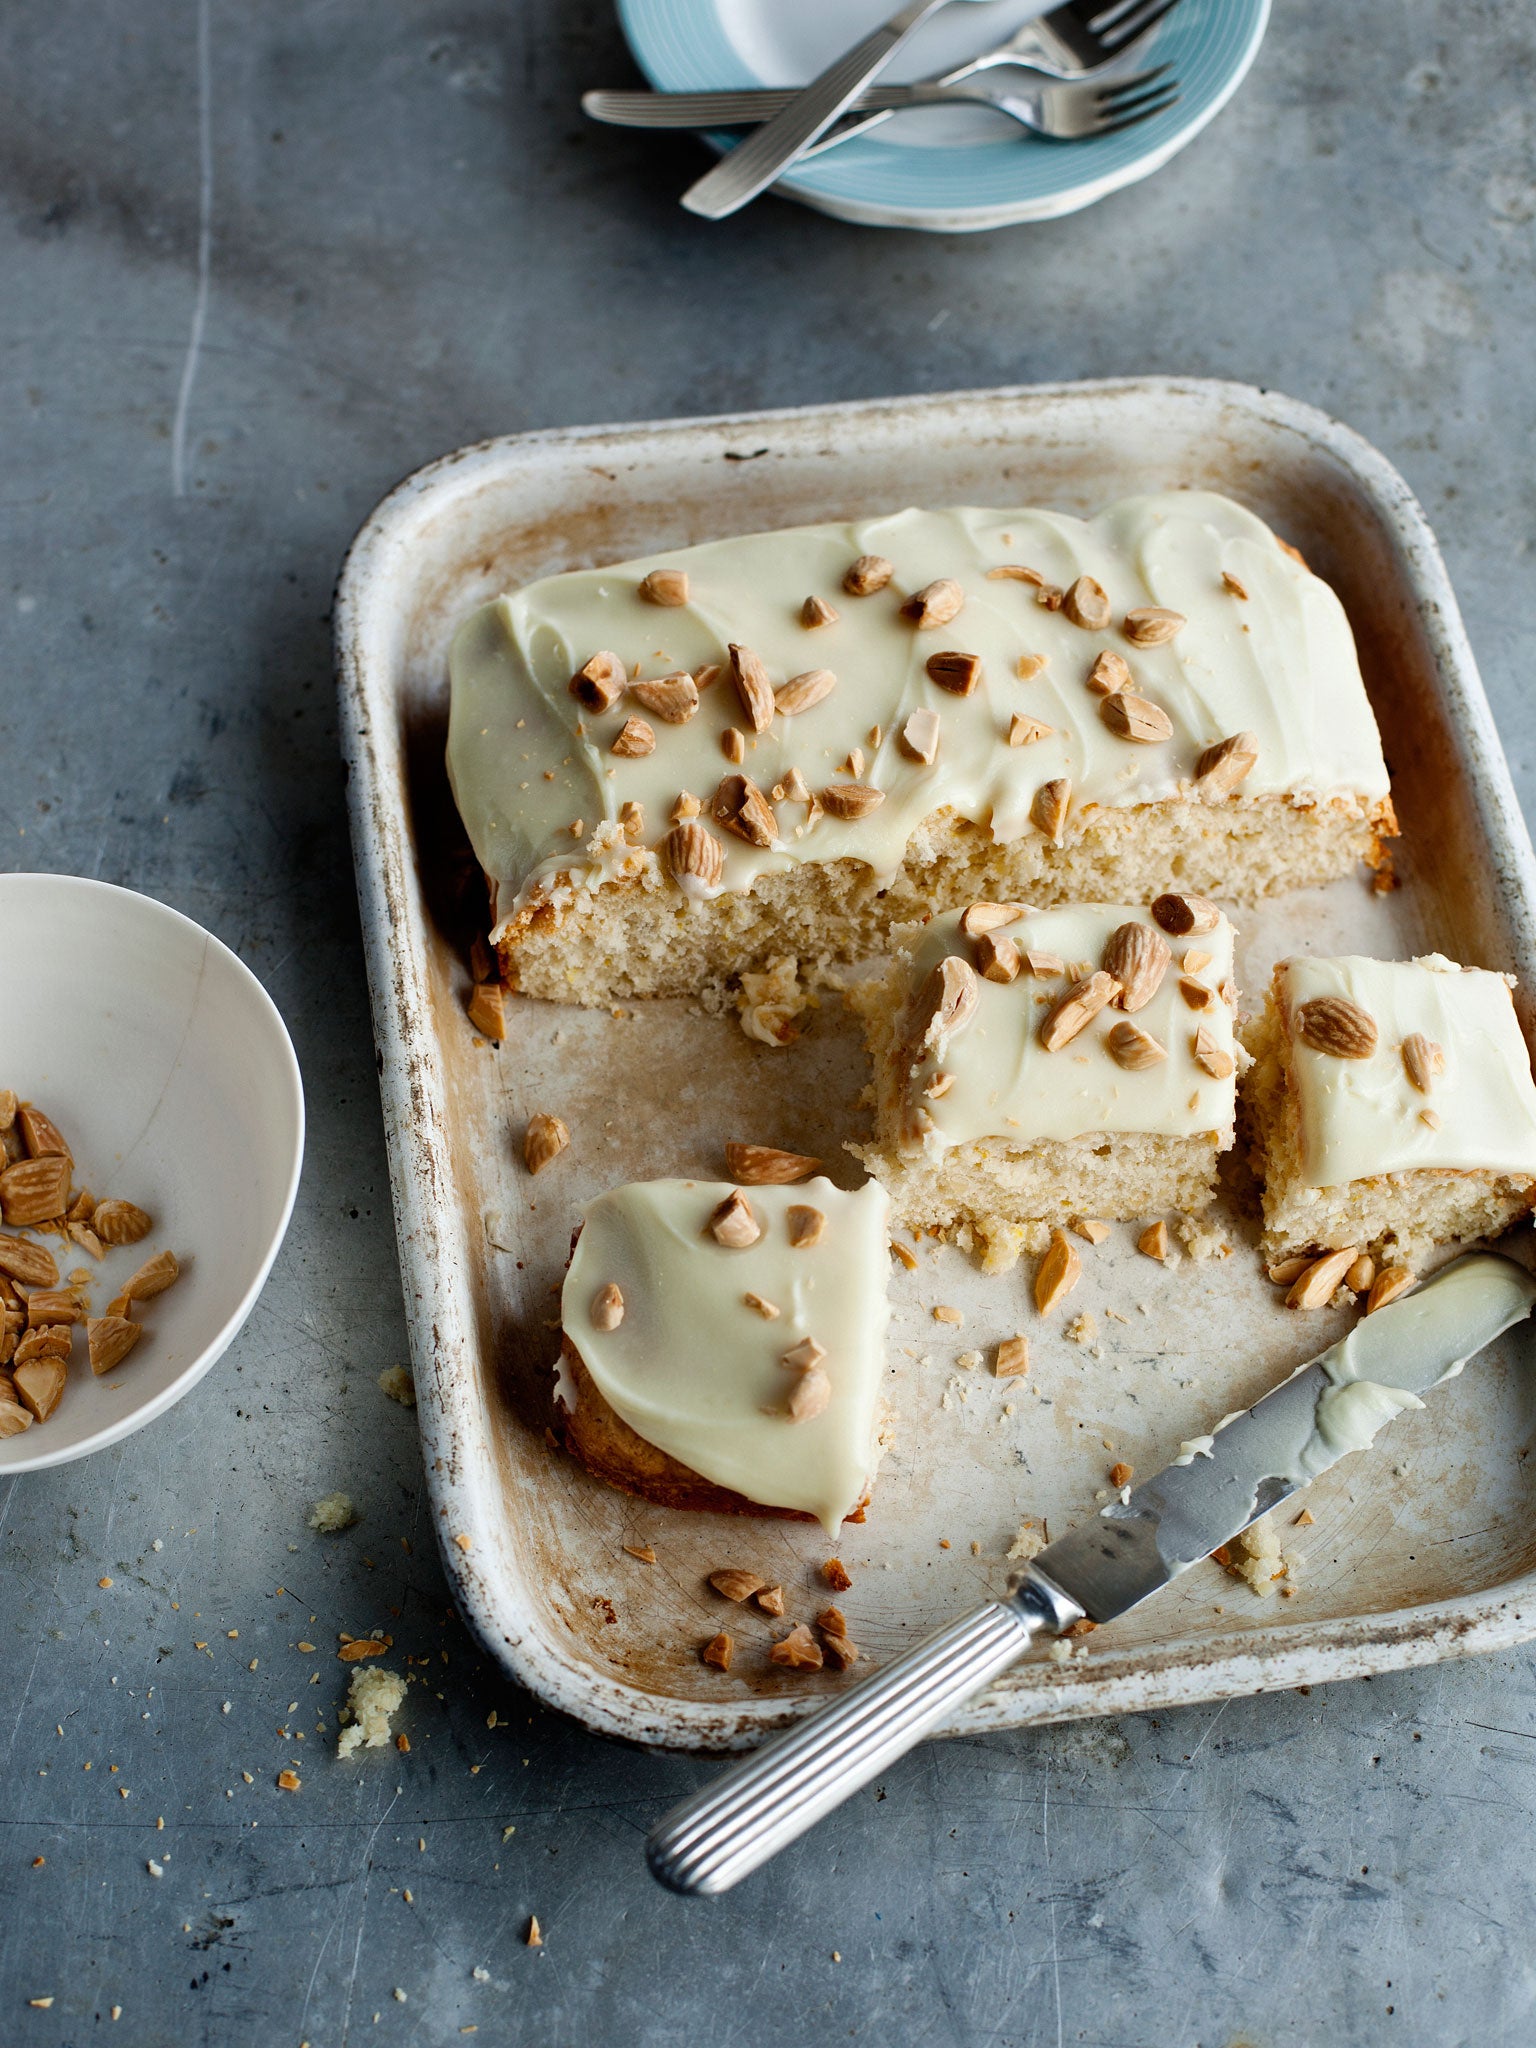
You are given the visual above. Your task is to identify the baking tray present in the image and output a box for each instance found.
[335,378,1536,1752]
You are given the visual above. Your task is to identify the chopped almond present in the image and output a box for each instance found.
[769,1624,824,1670]
[123,1249,179,1301]
[994,1336,1029,1378]
[1137,1220,1170,1262]
[724,1142,820,1184]
[1034,1230,1081,1315]
[700,1632,733,1672]
[708,1568,766,1603]
[754,1585,786,1617]
[707,1190,760,1249]
[523,1113,569,1176]
[466,984,505,1042]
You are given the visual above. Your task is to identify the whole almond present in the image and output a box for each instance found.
[1062,575,1111,630]
[1031,777,1071,845]
[638,568,688,607]
[590,1283,624,1332]
[1294,996,1378,1059]
[1345,1253,1376,1293]
[960,902,1026,937]
[728,643,775,733]
[17,1108,69,1160]
[801,594,839,628]
[611,717,655,758]
[899,707,941,764]
[819,784,885,820]
[1151,892,1221,937]
[1105,1020,1167,1071]
[843,554,893,597]
[707,1190,760,1249]
[523,1113,569,1176]
[1123,606,1186,646]
[903,579,964,629]
[630,673,699,725]
[93,1198,153,1246]
[975,933,1020,983]
[1100,691,1175,744]
[568,651,626,712]
[1034,1229,1082,1314]
[1008,713,1053,746]
[0,1236,58,1288]
[1401,1033,1443,1094]
[724,1143,821,1185]
[1102,923,1170,1013]
[664,820,725,896]
[1367,1266,1417,1313]
[88,1315,143,1376]
[1041,971,1121,1051]
[1286,1246,1358,1311]
[0,1156,70,1227]
[925,650,981,695]
[1086,650,1130,696]
[774,668,837,716]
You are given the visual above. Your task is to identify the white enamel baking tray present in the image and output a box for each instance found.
[336,378,1536,1751]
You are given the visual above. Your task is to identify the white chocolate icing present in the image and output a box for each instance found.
[1281,954,1536,1187]
[897,904,1238,1157]
[446,493,1389,922]
[562,1178,890,1533]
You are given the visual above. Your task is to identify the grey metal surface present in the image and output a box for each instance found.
[4,1,1536,2042]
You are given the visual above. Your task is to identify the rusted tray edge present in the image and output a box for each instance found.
[336,376,1536,1752]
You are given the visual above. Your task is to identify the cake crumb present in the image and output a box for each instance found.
[1067,1312,1098,1346]
[336,1667,407,1758]
[1006,1521,1046,1564]
[378,1366,417,1407]
[736,955,812,1047]
[307,1493,358,1534]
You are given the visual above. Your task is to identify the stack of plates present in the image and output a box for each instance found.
[617,0,1269,231]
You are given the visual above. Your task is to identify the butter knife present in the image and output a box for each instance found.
[679,0,965,221]
[647,1251,1536,1894]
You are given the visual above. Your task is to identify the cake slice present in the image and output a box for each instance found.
[446,492,1395,1003]
[1245,953,1536,1267]
[850,897,1241,1270]
[555,1177,889,1533]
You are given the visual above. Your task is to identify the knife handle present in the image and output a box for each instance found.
[646,1575,1077,1896]
[679,0,949,220]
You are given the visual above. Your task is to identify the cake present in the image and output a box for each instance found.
[1244,953,1536,1266]
[446,493,1395,1004]
[555,1177,890,1533]
[850,898,1241,1269]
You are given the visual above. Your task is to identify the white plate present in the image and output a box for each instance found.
[0,875,305,1470]
[617,0,1269,231]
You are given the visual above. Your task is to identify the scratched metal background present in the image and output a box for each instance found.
[5,1,1536,2042]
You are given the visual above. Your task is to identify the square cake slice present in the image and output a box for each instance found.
[1245,953,1536,1265]
[447,492,1395,1003]
[850,897,1241,1270]
[556,1177,889,1534]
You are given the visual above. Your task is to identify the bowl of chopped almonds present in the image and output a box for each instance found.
[0,874,304,1469]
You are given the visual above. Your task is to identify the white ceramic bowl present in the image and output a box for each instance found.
[0,874,304,1470]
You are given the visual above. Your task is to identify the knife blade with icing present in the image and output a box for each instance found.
[647,1251,1536,1895]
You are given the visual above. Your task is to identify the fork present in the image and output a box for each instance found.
[587,63,1175,140]
[796,68,1179,156]
[583,0,1184,135]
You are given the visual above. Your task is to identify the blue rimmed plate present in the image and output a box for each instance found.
[616,0,1269,231]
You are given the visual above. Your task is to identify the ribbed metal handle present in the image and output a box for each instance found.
[647,1580,1070,1896]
